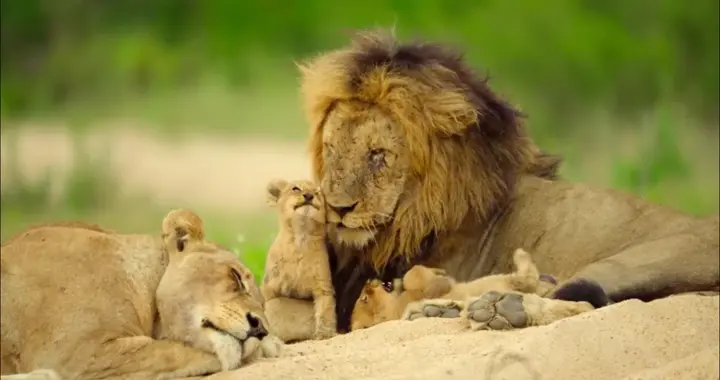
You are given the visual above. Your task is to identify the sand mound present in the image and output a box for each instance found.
[205,294,719,380]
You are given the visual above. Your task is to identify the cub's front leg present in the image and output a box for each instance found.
[311,263,337,340]
[312,284,337,340]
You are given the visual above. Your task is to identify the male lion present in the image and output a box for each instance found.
[350,249,556,330]
[263,28,719,334]
[1,209,281,380]
[262,179,337,342]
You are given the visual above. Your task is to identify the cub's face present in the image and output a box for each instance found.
[350,279,400,331]
[319,102,412,247]
[267,179,326,225]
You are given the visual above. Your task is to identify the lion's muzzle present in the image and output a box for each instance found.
[245,312,268,340]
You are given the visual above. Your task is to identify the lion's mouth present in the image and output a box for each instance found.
[293,200,318,211]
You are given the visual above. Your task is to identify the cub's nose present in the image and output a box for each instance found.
[245,312,268,339]
[303,193,314,202]
[329,202,357,218]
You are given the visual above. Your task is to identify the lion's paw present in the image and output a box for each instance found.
[259,335,283,358]
[242,335,283,364]
[465,291,529,331]
[402,299,463,321]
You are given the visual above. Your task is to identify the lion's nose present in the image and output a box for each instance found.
[303,193,314,202]
[329,202,357,218]
[246,312,268,339]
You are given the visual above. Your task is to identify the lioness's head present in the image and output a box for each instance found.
[267,179,327,228]
[156,209,278,371]
[299,29,539,269]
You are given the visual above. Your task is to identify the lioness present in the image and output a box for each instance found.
[262,179,337,342]
[350,249,554,330]
[1,209,281,380]
[263,28,719,335]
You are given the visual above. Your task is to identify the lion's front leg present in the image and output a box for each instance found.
[463,291,594,331]
[399,292,594,331]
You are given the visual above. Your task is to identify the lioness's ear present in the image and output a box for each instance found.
[266,179,288,206]
[162,209,205,253]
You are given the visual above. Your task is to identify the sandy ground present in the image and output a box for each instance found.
[0,126,312,213]
[205,295,719,380]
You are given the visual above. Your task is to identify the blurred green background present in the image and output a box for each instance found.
[1,0,718,280]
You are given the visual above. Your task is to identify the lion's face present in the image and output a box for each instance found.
[321,102,411,246]
[156,246,274,371]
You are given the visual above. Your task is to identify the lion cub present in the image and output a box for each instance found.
[351,248,552,330]
[262,179,336,340]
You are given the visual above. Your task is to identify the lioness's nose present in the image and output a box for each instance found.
[329,202,357,218]
[246,312,268,339]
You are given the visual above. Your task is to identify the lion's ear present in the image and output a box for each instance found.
[266,179,288,207]
[162,209,205,253]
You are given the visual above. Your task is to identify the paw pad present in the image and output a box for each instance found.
[404,300,462,321]
[466,291,528,330]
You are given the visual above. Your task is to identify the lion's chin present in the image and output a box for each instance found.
[332,225,378,248]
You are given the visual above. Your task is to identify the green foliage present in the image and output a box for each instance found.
[611,109,692,195]
[1,0,718,125]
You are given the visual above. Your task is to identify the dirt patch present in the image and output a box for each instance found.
[1,125,312,213]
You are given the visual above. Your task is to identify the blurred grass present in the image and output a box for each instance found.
[1,0,718,126]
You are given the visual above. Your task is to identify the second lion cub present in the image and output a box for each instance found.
[262,179,336,341]
[351,248,554,330]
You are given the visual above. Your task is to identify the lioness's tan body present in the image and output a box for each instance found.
[1,211,281,380]
[264,29,719,335]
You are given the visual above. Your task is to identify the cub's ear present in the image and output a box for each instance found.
[162,208,205,253]
[266,179,288,206]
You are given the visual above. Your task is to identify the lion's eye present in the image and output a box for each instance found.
[368,149,386,166]
[291,186,301,192]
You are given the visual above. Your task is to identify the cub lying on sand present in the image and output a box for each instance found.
[351,249,554,330]
[1,209,281,380]
[262,179,337,342]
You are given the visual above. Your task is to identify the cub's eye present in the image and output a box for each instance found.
[291,186,301,192]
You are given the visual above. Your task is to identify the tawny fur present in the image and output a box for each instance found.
[0,209,281,380]
[264,28,719,334]
[262,179,337,342]
[350,249,552,330]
